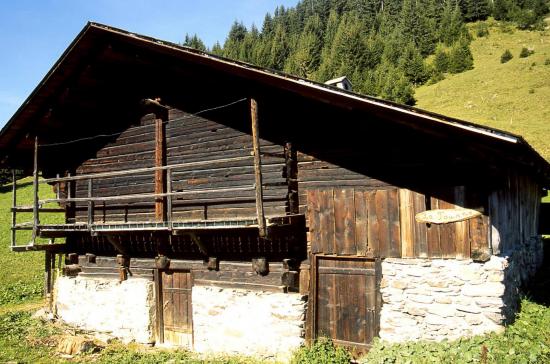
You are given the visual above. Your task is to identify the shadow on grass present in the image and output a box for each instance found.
[524,238,550,307]
[0,181,33,194]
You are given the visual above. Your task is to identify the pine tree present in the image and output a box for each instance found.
[398,0,436,56]
[211,42,223,56]
[182,34,206,52]
[448,37,474,73]
[316,12,367,82]
[439,1,469,46]
[269,23,290,69]
[223,21,248,61]
[398,43,428,85]
[492,0,510,20]
[433,45,449,73]
[460,0,490,21]
[285,15,324,78]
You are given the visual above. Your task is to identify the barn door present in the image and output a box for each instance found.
[313,256,379,352]
[157,270,193,347]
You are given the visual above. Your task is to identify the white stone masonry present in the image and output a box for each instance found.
[55,276,156,344]
[192,286,307,362]
[379,237,543,342]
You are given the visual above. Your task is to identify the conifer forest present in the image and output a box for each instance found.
[183,0,549,105]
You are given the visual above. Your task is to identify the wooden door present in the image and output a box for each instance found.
[313,256,379,351]
[158,270,193,347]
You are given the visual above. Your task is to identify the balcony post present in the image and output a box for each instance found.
[31,136,39,245]
[250,98,267,237]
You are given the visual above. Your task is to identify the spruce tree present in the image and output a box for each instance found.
[433,45,449,73]
[448,37,474,73]
[182,34,207,51]
[223,21,248,61]
[285,15,324,78]
[398,43,428,85]
[269,23,290,69]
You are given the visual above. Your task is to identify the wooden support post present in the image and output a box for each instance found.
[250,98,267,237]
[66,172,75,224]
[166,169,173,227]
[87,178,94,227]
[285,142,299,215]
[11,169,16,247]
[31,137,39,245]
[154,269,165,344]
[155,115,166,222]
[55,173,60,200]
[44,251,52,297]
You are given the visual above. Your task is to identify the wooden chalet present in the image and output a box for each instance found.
[1,23,548,357]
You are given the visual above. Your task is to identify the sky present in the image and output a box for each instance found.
[0,0,299,127]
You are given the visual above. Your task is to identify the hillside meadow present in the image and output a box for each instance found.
[416,18,550,161]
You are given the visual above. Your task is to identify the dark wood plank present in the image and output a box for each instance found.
[427,196,441,258]
[387,189,401,258]
[354,190,368,256]
[438,198,457,258]
[366,190,379,257]
[399,189,414,258]
[412,191,428,258]
[333,188,356,255]
[319,189,335,255]
[307,190,322,254]
[374,190,390,257]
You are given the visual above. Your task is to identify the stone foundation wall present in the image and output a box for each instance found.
[192,286,307,362]
[55,276,155,344]
[380,237,543,342]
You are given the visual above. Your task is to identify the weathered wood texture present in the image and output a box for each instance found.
[73,109,290,223]
[161,270,193,346]
[313,256,379,351]
[307,187,490,259]
[489,171,542,254]
[75,255,300,292]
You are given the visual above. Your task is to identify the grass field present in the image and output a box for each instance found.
[416,18,550,161]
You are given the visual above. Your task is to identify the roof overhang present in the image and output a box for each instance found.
[1,22,549,184]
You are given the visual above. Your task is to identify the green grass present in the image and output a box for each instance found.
[0,177,64,306]
[416,18,550,161]
[359,299,550,363]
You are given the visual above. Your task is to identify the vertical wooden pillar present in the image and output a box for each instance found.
[44,251,52,295]
[155,116,166,221]
[285,142,299,215]
[31,136,39,245]
[11,169,17,247]
[87,178,94,227]
[250,98,266,237]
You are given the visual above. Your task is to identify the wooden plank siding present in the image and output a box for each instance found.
[72,109,291,223]
[489,171,542,255]
[306,186,491,259]
[313,256,379,351]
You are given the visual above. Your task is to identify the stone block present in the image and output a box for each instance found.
[428,304,455,318]
[464,313,483,325]
[462,283,505,297]
[391,280,409,289]
[427,280,448,288]
[404,303,427,316]
[435,296,452,304]
[483,256,508,271]
[456,305,481,314]
[409,295,434,304]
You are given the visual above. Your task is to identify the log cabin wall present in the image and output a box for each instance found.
[72,108,289,224]
[489,170,542,255]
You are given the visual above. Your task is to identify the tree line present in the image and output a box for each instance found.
[183,0,548,105]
